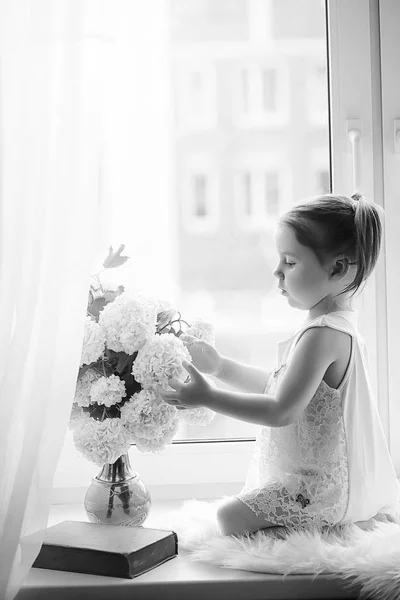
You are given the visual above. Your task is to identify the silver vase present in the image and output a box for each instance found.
[84,453,151,526]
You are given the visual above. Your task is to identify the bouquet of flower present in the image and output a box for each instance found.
[69,245,216,466]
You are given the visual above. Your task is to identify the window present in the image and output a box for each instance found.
[234,160,290,231]
[261,68,277,112]
[181,161,219,233]
[265,171,280,214]
[54,0,400,501]
[174,64,217,130]
[233,63,289,127]
[193,174,208,217]
[378,0,400,471]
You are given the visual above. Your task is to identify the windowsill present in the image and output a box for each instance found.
[17,500,361,600]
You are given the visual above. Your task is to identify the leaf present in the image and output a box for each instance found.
[87,297,106,321]
[78,363,92,380]
[103,245,130,269]
[156,308,178,333]
[103,285,125,306]
[116,353,132,375]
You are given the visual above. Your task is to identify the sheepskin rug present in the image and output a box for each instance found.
[163,497,400,600]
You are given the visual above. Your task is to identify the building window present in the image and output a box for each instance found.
[261,68,277,112]
[244,171,253,216]
[265,171,280,215]
[193,174,208,217]
[175,64,217,130]
[236,166,287,230]
[182,166,219,233]
[234,63,289,127]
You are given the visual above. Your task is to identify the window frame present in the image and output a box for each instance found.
[54,0,400,504]
[378,0,400,472]
[327,0,391,446]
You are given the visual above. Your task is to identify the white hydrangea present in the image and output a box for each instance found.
[132,334,191,390]
[90,374,126,407]
[74,369,102,407]
[99,292,157,355]
[186,317,215,346]
[177,376,217,426]
[80,316,106,366]
[178,406,216,426]
[73,417,132,466]
[134,425,179,453]
[68,402,90,431]
[120,388,178,441]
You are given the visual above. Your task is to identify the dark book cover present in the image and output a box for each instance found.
[29,520,178,579]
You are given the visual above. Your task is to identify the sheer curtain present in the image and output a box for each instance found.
[0,1,108,598]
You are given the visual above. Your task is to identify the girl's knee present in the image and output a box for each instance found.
[216,497,283,537]
[216,498,244,536]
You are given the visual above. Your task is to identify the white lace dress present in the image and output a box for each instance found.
[236,310,400,529]
[237,363,349,528]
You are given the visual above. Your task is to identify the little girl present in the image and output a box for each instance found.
[159,193,400,537]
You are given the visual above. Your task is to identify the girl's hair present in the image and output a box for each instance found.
[279,193,383,296]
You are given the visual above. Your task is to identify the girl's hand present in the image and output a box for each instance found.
[157,361,215,409]
[180,334,223,377]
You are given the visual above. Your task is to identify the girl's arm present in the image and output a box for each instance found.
[161,326,342,428]
[216,356,272,394]
[181,334,271,393]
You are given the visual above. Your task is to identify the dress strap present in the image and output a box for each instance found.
[278,310,359,366]
[295,310,358,341]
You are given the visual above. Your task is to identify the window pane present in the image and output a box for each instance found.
[265,171,279,215]
[244,172,252,215]
[169,0,329,442]
[193,174,207,217]
[262,68,277,112]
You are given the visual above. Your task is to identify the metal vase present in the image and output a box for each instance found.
[84,453,151,526]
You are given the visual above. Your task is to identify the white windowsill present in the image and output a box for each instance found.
[17,500,361,600]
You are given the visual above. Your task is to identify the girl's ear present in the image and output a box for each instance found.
[330,256,350,279]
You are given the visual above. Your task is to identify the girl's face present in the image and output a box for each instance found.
[273,224,334,313]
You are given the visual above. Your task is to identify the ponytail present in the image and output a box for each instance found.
[348,193,383,295]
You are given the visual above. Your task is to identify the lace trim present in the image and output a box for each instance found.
[238,363,349,527]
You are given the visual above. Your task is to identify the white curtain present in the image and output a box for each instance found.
[0,1,108,598]
[98,0,177,303]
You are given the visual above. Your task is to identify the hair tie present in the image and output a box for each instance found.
[350,192,363,212]
[351,192,363,200]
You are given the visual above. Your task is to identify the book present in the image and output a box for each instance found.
[30,520,178,579]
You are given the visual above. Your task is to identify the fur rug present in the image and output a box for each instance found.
[162,497,400,600]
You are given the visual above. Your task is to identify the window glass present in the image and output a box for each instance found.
[169,0,330,441]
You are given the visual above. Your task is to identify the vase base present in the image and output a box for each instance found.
[84,454,151,527]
